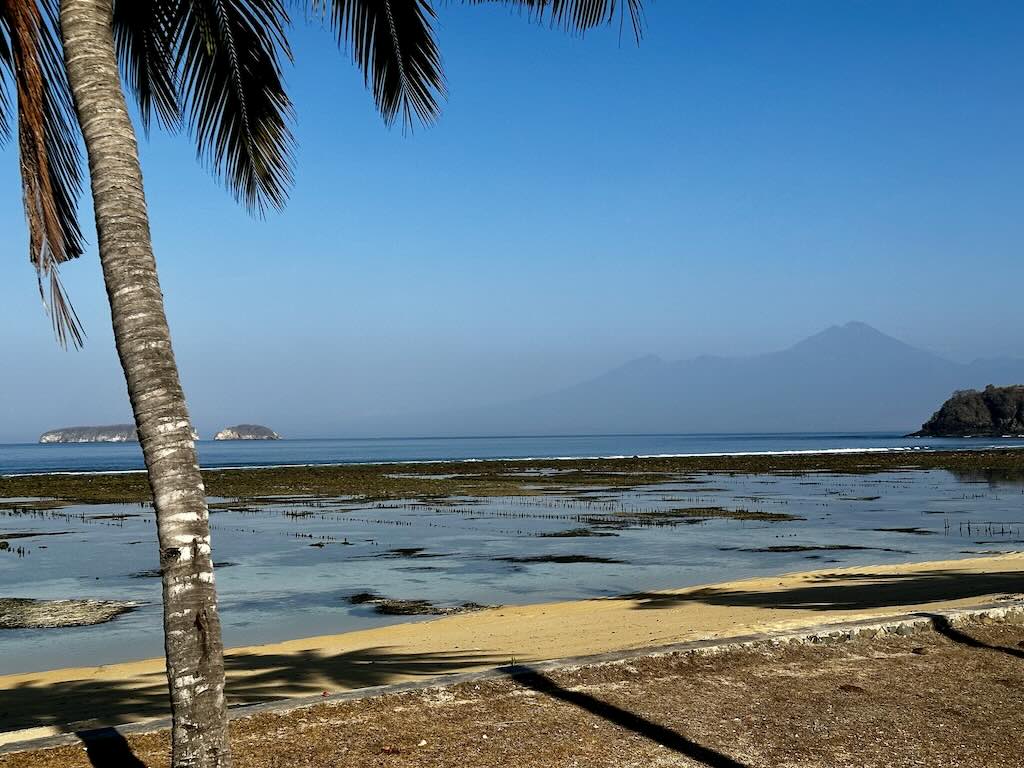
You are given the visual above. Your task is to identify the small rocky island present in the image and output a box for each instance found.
[40,424,139,443]
[912,385,1024,437]
[214,424,281,440]
[39,424,200,443]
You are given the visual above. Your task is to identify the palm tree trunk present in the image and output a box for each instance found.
[58,1,231,766]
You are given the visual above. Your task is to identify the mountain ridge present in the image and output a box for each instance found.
[344,322,1024,437]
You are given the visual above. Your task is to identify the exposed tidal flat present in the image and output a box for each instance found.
[1,449,1023,675]
[4,431,1024,476]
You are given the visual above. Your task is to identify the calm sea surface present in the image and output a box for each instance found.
[3,433,1024,675]
[2,432,1023,475]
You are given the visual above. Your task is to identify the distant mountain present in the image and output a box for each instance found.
[358,322,1024,436]
[913,385,1024,437]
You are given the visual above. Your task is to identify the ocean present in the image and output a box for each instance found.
[4,430,1024,673]
[2,432,1022,475]
[3,462,1023,673]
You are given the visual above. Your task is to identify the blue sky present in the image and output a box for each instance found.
[2,1,1023,441]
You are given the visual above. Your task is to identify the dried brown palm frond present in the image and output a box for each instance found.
[0,0,85,347]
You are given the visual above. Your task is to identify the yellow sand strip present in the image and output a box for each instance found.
[2,553,1022,745]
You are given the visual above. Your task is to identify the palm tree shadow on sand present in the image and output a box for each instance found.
[14,611,1024,768]
[617,570,1023,611]
[75,729,146,768]
[0,646,499,735]
[503,666,750,768]
[926,614,1024,659]
[69,666,753,768]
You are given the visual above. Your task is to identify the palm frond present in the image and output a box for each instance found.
[177,0,295,214]
[0,24,12,142]
[2,0,85,347]
[311,0,445,129]
[113,0,181,132]
[467,0,645,41]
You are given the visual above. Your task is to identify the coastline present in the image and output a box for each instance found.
[0,444,1013,479]
[3,446,1024,504]
[4,441,1024,480]
[3,551,1022,744]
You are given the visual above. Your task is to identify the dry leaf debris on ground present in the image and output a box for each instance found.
[4,618,1024,768]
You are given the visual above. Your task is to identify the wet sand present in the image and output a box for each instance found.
[2,552,1022,745]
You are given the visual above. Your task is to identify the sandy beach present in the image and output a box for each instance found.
[3,551,1022,746]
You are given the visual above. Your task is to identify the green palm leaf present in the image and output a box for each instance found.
[0,21,11,140]
[468,0,645,40]
[177,0,295,213]
[6,0,646,344]
[113,0,181,132]
[312,0,445,129]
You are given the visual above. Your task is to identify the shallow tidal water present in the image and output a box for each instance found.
[2,467,1023,674]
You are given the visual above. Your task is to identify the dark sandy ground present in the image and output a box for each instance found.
[4,617,1023,768]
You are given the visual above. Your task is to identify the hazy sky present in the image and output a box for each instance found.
[2,1,1023,442]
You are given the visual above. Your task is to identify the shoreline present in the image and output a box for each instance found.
[4,442,1024,480]
[2,551,1022,744]
[3,446,1024,504]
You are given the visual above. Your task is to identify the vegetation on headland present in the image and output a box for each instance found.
[913,385,1024,436]
[2,449,1023,506]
